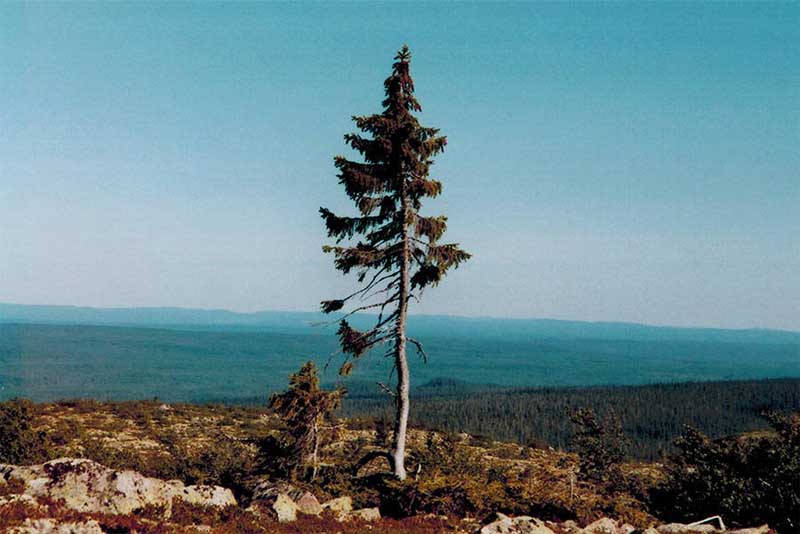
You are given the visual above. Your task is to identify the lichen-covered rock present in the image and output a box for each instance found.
[556,520,582,534]
[272,493,298,522]
[0,493,39,508]
[182,484,238,507]
[480,513,555,534]
[657,524,718,534]
[583,518,624,534]
[322,495,352,516]
[296,491,323,516]
[8,518,104,534]
[348,507,381,522]
[728,526,771,534]
[247,478,307,522]
[0,458,235,516]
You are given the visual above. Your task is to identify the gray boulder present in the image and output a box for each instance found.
[480,513,555,534]
[296,491,323,516]
[271,493,298,523]
[0,458,235,517]
[582,518,623,534]
[8,518,104,534]
[348,507,381,522]
[657,524,719,534]
[322,496,352,514]
[729,528,771,534]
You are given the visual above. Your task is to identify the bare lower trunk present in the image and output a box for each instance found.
[311,418,319,481]
[391,201,410,481]
[391,327,409,480]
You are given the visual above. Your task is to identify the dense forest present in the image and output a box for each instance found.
[339,377,800,459]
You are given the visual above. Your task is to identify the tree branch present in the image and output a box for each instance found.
[408,337,427,363]
[376,382,397,397]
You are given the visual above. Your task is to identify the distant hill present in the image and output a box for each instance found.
[1,320,798,404]
[2,302,798,344]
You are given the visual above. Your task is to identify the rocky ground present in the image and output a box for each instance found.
[0,458,774,534]
[0,401,778,533]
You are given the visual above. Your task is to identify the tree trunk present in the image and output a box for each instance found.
[390,198,411,481]
[311,417,319,481]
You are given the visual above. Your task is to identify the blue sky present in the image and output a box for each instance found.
[1,3,798,330]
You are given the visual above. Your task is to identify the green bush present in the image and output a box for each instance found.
[568,407,629,488]
[176,437,257,498]
[268,361,343,481]
[0,399,50,464]
[652,411,800,531]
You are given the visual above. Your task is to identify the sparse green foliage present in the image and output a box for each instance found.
[269,361,344,480]
[568,407,629,488]
[408,432,507,517]
[653,411,800,531]
[0,399,50,464]
[167,435,257,498]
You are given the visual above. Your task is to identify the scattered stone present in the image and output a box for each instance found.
[182,484,238,508]
[322,495,353,517]
[556,519,582,534]
[349,507,381,522]
[582,518,621,534]
[272,493,298,523]
[480,513,555,534]
[0,458,235,517]
[688,516,725,531]
[0,493,39,507]
[728,527,771,534]
[296,491,323,516]
[8,518,104,534]
[657,524,718,534]
[248,480,326,523]
[480,513,513,534]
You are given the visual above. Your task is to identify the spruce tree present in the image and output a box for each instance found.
[268,361,344,481]
[320,45,470,480]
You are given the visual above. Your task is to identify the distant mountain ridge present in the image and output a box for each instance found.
[1,302,798,344]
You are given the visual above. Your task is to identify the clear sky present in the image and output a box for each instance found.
[1,3,798,330]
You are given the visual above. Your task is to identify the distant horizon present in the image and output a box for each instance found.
[2,3,797,331]
[2,300,798,334]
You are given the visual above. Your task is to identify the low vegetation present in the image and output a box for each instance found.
[651,411,800,532]
[0,399,49,465]
[0,496,456,534]
[2,383,797,531]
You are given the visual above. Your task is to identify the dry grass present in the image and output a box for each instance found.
[1,400,660,530]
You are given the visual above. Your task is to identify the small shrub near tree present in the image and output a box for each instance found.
[653,411,800,532]
[568,407,629,488]
[268,361,344,481]
[0,399,50,464]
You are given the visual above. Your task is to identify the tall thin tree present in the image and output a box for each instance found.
[320,45,470,480]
